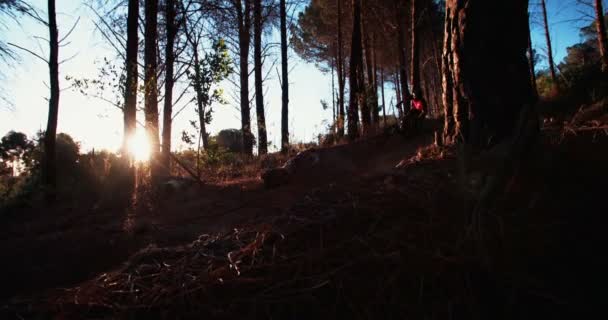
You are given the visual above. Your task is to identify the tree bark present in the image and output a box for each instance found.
[541,0,557,84]
[394,68,402,119]
[441,2,455,143]
[359,25,371,132]
[192,42,209,150]
[161,0,177,175]
[348,0,363,139]
[372,39,379,125]
[527,13,539,99]
[237,0,253,155]
[123,0,138,154]
[145,0,161,181]
[395,0,411,107]
[363,29,377,128]
[442,0,535,148]
[381,68,386,126]
[253,0,267,155]
[332,61,336,129]
[410,0,421,97]
[44,0,59,196]
[280,0,290,152]
[336,0,345,138]
[594,0,608,72]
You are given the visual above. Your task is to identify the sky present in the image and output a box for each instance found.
[0,0,604,153]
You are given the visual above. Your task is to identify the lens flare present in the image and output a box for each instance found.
[127,129,151,162]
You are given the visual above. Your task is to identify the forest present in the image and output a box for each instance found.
[0,0,607,318]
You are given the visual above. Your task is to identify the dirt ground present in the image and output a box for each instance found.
[1,126,607,319]
[0,132,431,301]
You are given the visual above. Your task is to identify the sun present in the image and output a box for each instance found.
[127,129,151,163]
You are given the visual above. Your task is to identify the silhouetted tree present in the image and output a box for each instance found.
[594,0,608,71]
[527,13,539,98]
[161,0,178,175]
[280,0,290,152]
[395,0,410,109]
[541,0,558,84]
[237,0,254,155]
[44,0,59,196]
[253,0,267,155]
[123,0,138,154]
[348,0,363,138]
[144,0,161,181]
[442,0,536,147]
[410,0,421,97]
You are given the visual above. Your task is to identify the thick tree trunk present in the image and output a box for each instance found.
[595,0,608,72]
[192,45,209,150]
[541,0,557,84]
[442,0,535,148]
[359,32,371,132]
[161,0,176,175]
[363,30,377,127]
[44,0,59,195]
[394,69,402,119]
[280,0,289,152]
[144,0,161,181]
[372,40,379,125]
[527,14,539,99]
[237,0,253,155]
[253,0,267,155]
[336,0,345,137]
[410,0,421,97]
[441,3,455,143]
[381,68,386,126]
[348,0,363,139]
[332,61,336,128]
[123,0,138,154]
[395,0,410,107]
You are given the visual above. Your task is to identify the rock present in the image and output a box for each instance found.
[217,129,244,153]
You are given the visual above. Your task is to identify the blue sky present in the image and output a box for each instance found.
[0,0,604,152]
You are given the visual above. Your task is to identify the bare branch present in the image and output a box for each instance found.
[59,16,81,44]
[7,42,48,64]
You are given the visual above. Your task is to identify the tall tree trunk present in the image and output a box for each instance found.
[348,0,363,139]
[363,29,377,128]
[192,41,209,150]
[123,0,138,154]
[253,0,267,155]
[332,61,336,129]
[336,0,345,138]
[442,2,455,143]
[595,0,608,72]
[395,0,410,107]
[237,0,253,155]
[161,0,176,175]
[44,0,59,196]
[527,13,538,99]
[144,0,161,181]
[359,31,371,132]
[541,0,557,84]
[381,68,386,126]
[394,69,402,119]
[410,0,421,97]
[280,0,290,152]
[372,39,379,125]
[442,0,535,148]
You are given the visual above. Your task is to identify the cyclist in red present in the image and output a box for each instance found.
[407,93,427,131]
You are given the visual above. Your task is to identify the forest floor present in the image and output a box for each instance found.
[1,117,607,319]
